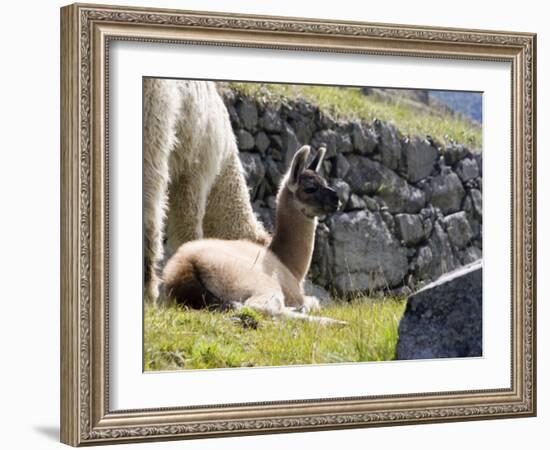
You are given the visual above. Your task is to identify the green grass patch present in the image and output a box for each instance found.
[144,298,406,371]
[226,82,481,149]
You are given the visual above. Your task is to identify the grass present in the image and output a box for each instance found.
[226,82,482,149]
[144,298,406,371]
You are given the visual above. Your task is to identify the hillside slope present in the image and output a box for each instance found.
[225,83,482,150]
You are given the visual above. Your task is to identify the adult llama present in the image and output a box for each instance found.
[143,79,268,302]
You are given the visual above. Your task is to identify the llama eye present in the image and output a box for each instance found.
[304,186,318,194]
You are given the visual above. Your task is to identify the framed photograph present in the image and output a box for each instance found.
[60,3,536,446]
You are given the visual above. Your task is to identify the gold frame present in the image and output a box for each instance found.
[60,3,537,446]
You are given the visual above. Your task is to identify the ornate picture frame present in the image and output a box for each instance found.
[60,3,536,446]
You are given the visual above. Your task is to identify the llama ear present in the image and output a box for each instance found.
[307,147,326,173]
[288,145,310,189]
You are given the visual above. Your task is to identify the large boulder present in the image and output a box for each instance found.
[426,222,461,280]
[442,211,473,249]
[461,192,481,239]
[474,153,483,176]
[470,189,482,217]
[311,129,353,157]
[412,245,433,279]
[331,179,351,207]
[281,122,301,165]
[259,107,282,132]
[303,279,332,305]
[265,157,283,190]
[351,121,377,155]
[346,193,367,211]
[443,143,470,166]
[238,152,265,198]
[401,137,439,183]
[457,246,482,265]
[337,131,354,154]
[310,222,333,287]
[237,98,258,131]
[311,129,338,157]
[287,103,316,144]
[345,155,425,213]
[235,129,255,151]
[429,171,466,215]
[254,131,271,154]
[394,213,426,246]
[455,158,480,182]
[225,102,242,129]
[329,210,408,293]
[334,153,351,179]
[375,121,402,170]
[396,260,483,360]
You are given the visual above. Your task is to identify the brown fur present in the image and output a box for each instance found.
[163,239,303,312]
[163,255,222,310]
[268,185,317,283]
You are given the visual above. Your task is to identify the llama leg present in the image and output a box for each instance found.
[203,151,270,245]
[283,293,345,325]
[165,173,210,254]
[302,296,321,313]
[143,79,179,303]
[281,309,347,325]
[164,81,226,253]
[243,292,285,317]
[243,293,345,325]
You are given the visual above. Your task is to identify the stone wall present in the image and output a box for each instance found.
[223,89,483,298]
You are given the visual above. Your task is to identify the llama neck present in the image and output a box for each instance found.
[268,187,317,283]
